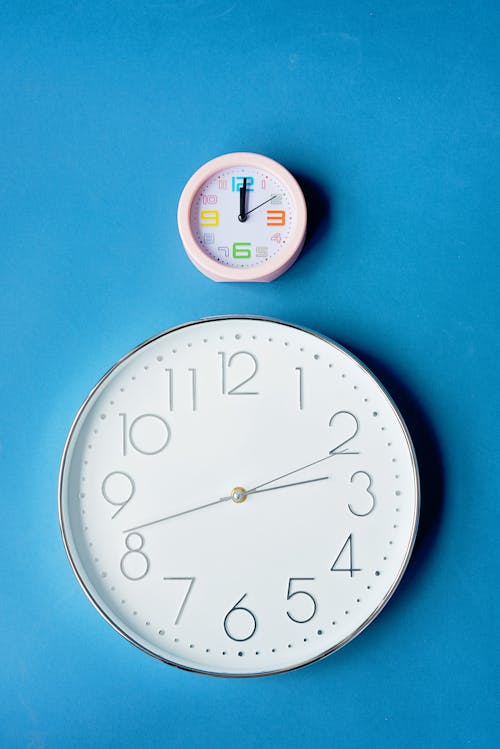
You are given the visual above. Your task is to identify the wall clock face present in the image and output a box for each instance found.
[59,317,419,677]
[177,153,307,282]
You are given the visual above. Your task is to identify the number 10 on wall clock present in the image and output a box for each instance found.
[59,317,419,677]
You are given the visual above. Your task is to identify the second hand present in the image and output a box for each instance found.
[123,475,330,533]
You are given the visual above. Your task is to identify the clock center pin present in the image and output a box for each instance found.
[231,487,248,503]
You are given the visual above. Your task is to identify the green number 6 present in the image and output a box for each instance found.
[232,242,251,259]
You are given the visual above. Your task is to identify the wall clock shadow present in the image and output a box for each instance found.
[303,342,444,677]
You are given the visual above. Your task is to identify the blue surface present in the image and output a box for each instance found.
[1,2,499,747]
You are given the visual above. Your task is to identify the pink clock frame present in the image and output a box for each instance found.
[177,152,307,282]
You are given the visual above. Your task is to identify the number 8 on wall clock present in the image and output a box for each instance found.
[59,317,419,677]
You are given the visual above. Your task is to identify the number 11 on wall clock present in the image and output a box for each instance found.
[59,317,419,677]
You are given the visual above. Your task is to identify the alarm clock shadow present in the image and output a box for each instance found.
[305,340,444,676]
[293,173,332,260]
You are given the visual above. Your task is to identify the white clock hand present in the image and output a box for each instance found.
[123,475,330,533]
[124,495,231,532]
[244,447,359,496]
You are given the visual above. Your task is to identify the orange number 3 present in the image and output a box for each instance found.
[266,210,286,226]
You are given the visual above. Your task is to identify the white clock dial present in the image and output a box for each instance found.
[59,317,419,677]
[190,166,294,267]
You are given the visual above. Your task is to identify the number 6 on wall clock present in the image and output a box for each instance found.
[59,316,419,677]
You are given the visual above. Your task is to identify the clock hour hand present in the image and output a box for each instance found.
[244,447,359,496]
[231,475,330,501]
[238,177,247,222]
[123,475,330,533]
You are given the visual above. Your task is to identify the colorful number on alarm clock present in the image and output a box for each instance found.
[266,210,286,226]
[231,176,254,191]
[200,210,219,226]
[232,242,252,259]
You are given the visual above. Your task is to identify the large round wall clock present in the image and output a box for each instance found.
[177,152,307,282]
[59,317,419,677]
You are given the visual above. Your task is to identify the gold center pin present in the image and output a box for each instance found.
[231,487,248,503]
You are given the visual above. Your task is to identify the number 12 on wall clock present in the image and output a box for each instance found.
[59,317,419,677]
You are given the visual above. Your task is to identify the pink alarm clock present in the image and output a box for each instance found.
[177,152,307,282]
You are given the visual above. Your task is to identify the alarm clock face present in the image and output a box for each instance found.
[177,154,307,282]
[189,165,293,267]
[59,317,419,677]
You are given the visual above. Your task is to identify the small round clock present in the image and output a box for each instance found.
[177,153,307,282]
[59,317,419,677]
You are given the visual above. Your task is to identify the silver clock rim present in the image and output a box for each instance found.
[58,315,421,678]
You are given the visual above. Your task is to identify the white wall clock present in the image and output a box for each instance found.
[59,317,419,677]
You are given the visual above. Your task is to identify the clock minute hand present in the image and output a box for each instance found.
[244,194,279,218]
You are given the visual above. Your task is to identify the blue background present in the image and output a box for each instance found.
[1,1,499,747]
